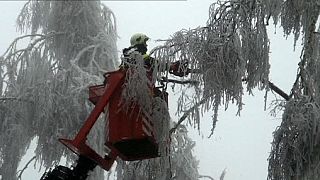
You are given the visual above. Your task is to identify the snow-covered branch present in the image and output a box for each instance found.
[153,0,271,135]
[0,1,118,180]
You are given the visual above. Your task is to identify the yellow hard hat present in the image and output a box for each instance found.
[130,33,149,46]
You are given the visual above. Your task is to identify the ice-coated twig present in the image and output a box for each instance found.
[16,156,36,180]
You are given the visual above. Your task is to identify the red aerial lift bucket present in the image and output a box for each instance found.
[59,69,160,171]
[89,70,159,161]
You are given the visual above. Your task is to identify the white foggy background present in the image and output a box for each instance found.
[0,1,301,179]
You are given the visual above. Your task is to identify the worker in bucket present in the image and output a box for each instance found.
[122,33,190,77]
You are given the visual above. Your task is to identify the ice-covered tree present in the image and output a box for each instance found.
[3,0,320,180]
[153,0,270,137]
[0,1,118,179]
[0,1,200,180]
[152,0,320,179]
[265,1,320,179]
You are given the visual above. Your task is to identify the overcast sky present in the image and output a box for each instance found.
[0,1,301,180]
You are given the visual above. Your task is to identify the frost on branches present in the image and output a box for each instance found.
[269,96,320,180]
[5,0,320,179]
[150,0,320,179]
[0,1,201,180]
[266,0,320,180]
[152,0,270,135]
[0,1,117,179]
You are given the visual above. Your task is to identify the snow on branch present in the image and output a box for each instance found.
[0,1,117,180]
[266,0,320,179]
[152,0,270,133]
[268,96,320,180]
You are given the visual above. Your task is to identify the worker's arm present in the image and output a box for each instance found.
[144,54,191,77]
[169,61,191,77]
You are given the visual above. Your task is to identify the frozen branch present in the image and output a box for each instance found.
[16,156,36,180]
[1,32,63,60]
[170,97,208,135]
[1,34,44,58]
[199,175,215,180]
[160,77,199,86]
[243,78,290,101]
[0,97,33,103]
[219,168,226,180]
[268,81,290,101]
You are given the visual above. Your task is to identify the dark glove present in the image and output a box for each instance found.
[169,61,190,77]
